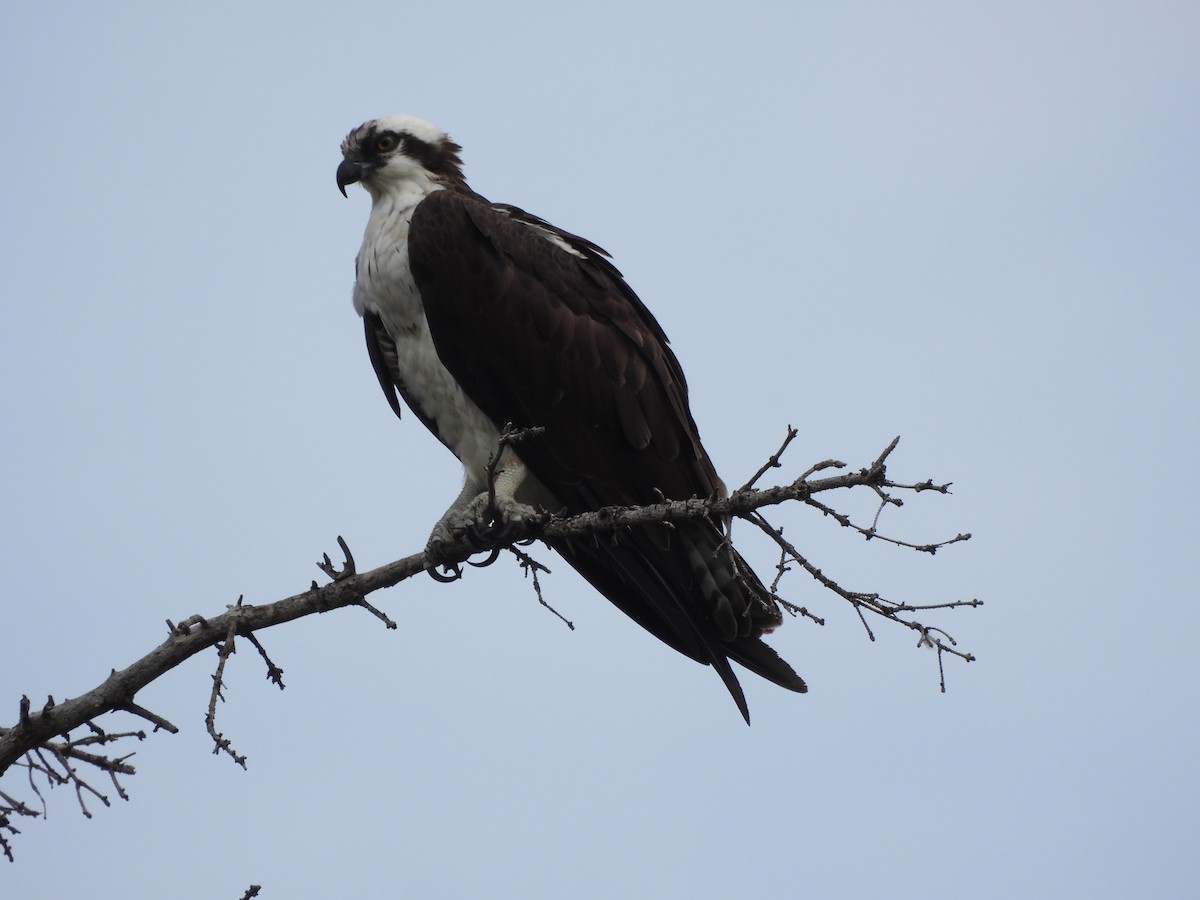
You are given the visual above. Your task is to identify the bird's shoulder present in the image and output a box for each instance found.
[410,189,672,344]
[411,189,607,267]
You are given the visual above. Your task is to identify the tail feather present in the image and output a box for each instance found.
[726,635,808,694]
[550,517,805,722]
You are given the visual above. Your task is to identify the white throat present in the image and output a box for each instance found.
[350,182,504,482]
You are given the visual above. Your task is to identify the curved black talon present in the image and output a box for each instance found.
[467,547,502,568]
[424,539,466,582]
[426,561,464,583]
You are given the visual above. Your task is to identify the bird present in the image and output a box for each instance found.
[336,114,806,722]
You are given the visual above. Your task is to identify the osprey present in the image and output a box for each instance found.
[337,115,806,722]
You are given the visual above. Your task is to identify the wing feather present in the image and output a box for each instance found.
[363,310,405,420]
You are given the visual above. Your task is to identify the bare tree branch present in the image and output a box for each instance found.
[0,434,978,860]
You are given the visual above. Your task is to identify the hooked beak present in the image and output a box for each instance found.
[336,158,363,197]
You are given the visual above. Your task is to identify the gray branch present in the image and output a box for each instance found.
[0,434,976,861]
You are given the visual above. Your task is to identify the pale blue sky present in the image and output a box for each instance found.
[2,2,1197,897]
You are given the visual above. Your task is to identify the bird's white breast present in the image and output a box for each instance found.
[352,187,501,481]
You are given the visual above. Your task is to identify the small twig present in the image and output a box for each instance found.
[884,477,954,494]
[740,425,799,491]
[769,542,790,595]
[105,762,132,802]
[0,790,39,863]
[53,741,138,775]
[774,595,826,627]
[508,547,573,630]
[804,494,972,554]
[748,513,856,603]
[316,536,396,627]
[0,792,37,817]
[356,598,398,629]
[318,535,357,582]
[242,633,286,688]
[22,758,47,815]
[868,487,905,524]
[205,604,247,769]
[871,435,902,472]
[794,458,847,484]
[70,770,110,819]
[118,702,178,734]
[766,532,825,626]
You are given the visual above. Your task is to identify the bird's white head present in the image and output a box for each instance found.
[337,114,467,201]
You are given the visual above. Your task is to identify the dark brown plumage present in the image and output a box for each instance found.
[341,116,805,721]
[405,190,806,721]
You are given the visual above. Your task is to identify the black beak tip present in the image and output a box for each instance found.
[336,159,361,198]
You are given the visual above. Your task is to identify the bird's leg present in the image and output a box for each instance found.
[425,479,486,561]
[461,458,539,546]
[484,461,537,528]
[425,459,539,561]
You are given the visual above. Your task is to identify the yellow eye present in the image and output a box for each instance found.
[376,134,398,153]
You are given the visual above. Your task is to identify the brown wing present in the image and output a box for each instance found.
[408,189,805,720]
[410,190,718,506]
